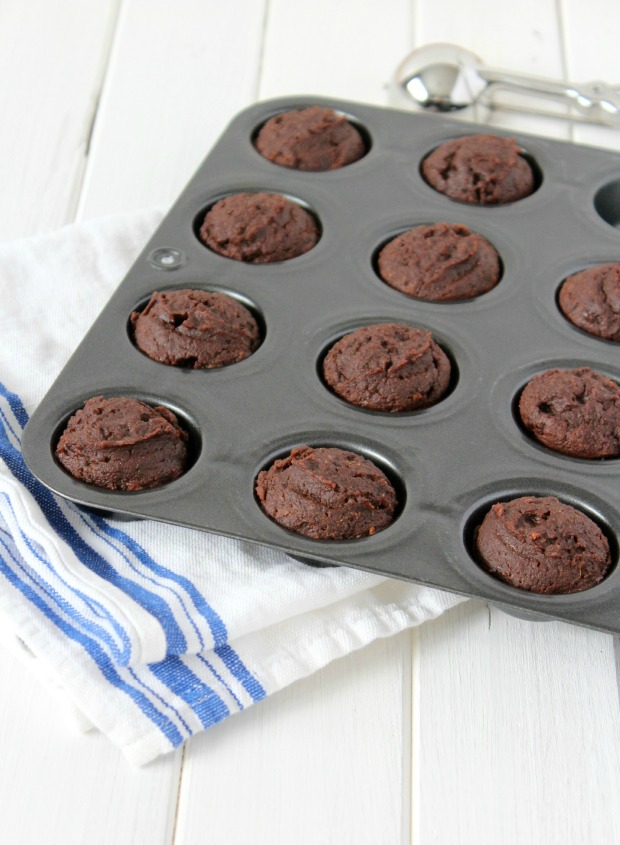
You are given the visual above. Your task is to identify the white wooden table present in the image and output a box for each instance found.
[1,2,619,843]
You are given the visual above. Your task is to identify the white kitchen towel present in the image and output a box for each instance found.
[0,211,464,765]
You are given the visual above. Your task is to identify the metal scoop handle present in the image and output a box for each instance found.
[477,67,620,126]
[391,44,620,127]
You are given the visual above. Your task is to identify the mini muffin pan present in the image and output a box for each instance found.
[22,96,620,634]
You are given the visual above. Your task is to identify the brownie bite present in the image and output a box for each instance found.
[56,396,188,491]
[377,222,501,301]
[199,192,319,263]
[474,495,611,594]
[323,323,451,412]
[131,289,260,368]
[255,106,365,171]
[255,445,397,540]
[422,134,535,205]
[558,263,620,342]
[519,367,620,459]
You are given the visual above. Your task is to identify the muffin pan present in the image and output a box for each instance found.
[22,96,620,634]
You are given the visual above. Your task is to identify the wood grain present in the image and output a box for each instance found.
[175,632,411,845]
[0,639,182,845]
[0,0,120,241]
[416,603,620,845]
[0,3,184,842]
[562,0,620,148]
[411,3,620,843]
[258,0,412,105]
[1,1,619,843]
[76,0,268,220]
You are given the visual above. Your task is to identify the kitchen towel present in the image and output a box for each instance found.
[0,211,464,765]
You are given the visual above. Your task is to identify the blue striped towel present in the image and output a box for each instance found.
[0,212,463,764]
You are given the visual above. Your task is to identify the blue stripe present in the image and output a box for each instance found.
[0,384,28,428]
[149,656,230,728]
[0,498,131,661]
[1,382,266,702]
[0,535,184,748]
[215,644,266,702]
[197,653,244,711]
[0,515,110,628]
[0,405,21,444]
[0,535,202,744]
[90,516,266,701]
[0,521,129,663]
[1,500,229,739]
[90,514,226,645]
[80,511,205,650]
[127,667,193,734]
[0,415,187,660]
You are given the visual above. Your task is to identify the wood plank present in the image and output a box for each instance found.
[76,0,268,220]
[0,0,121,241]
[140,2,414,840]
[63,12,419,841]
[71,1,415,841]
[175,632,411,845]
[414,0,565,79]
[9,5,619,845]
[0,634,182,845]
[0,4,184,843]
[410,4,620,844]
[561,0,620,149]
[415,603,620,845]
[560,0,620,713]
[413,0,571,138]
[258,0,412,105]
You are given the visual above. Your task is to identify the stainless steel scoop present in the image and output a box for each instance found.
[390,43,620,127]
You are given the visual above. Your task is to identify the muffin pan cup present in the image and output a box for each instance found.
[22,96,620,635]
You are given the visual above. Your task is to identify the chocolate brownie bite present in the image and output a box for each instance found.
[474,495,611,594]
[422,134,535,205]
[255,106,365,171]
[255,445,397,540]
[323,323,451,412]
[55,396,188,491]
[131,289,260,368]
[558,263,620,342]
[199,192,319,263]
[377,222,501,301]
[519,367,620,459]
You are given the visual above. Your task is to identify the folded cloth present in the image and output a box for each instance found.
[0,211,465,765]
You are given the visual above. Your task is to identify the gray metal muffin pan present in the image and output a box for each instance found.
[22,96,620,634]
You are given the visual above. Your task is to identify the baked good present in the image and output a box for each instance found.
[474,495,611,594]
[199,192,319,263]
[558,263,620,342]
[422,134,535,205]
[322,323,451,412]
[254,106,365,171]
[131,289,260,368]
[377,222,501,301]
[55,396,188,491]
[255,445,397,540]
[519,367,620,459]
